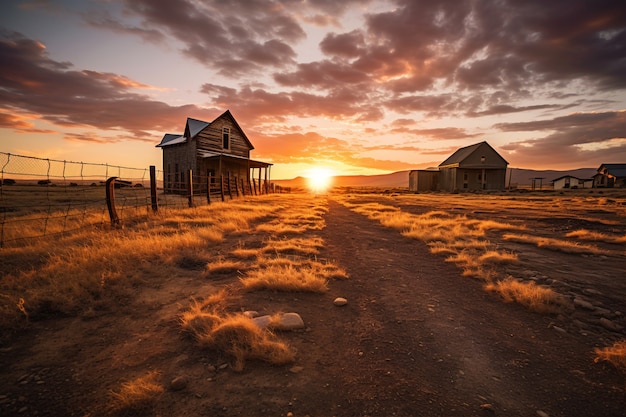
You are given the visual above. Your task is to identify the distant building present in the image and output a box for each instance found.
[593,163,626,188]
[552,175,593,190]
[409,142,508,192]
[437,142,508,192]
[156,110,272,193]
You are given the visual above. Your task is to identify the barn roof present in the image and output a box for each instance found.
[156,134,186,147]
[439,141,508,168]
[599,163,626,177]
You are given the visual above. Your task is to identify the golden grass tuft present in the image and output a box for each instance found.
[262,237,324,255]
[594,340,626,373]
[484,278,570,314]
[206,258,246,275]
[566,229,626,244]
[503,233,606,255]
[109,370,164,413]
[198,314,295,371]
[240,263,329,293]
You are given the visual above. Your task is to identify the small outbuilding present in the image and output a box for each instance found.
[437,141,508,192]
[593,163,626,188]
[552,175,593,190]
[409,169,439,192]
[156,110,272,193]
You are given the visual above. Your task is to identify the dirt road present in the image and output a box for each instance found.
[0,196,624,417]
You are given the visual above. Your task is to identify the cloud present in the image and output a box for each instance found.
[0,31,214,138]
[498,111,626,167]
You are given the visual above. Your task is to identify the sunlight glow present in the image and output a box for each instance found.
[305,167,335,193]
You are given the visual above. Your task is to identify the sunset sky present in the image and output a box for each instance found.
[1,0,625,179]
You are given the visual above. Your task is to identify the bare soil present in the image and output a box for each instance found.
[1,194,624,417]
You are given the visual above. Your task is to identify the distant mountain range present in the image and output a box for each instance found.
[273,168,598,189]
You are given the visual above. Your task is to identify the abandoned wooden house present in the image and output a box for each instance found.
[156,110,272,193]
[410,141,508,192]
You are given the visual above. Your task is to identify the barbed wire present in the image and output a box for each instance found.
[0,152,156,247]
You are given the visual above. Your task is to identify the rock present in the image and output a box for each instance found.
[334,297,348,306]
[593,307,611,317]
[289,366,304,373]
[252,315,272,329]
[536,410,550,417]
[480,403,495,412]
[170,376,188,391]
[242,310,259,318]
[275,312,305,330]
[253,313,305,330]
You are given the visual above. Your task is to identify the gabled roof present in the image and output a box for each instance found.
[156,133,186,147]
[155,110,254,149]
[439,141,508,167]
[598,163,626,178]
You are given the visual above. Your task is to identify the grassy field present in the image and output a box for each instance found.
[1,188,625,411]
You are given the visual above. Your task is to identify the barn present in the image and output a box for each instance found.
[156,110,272,193]
[438,142,508,192]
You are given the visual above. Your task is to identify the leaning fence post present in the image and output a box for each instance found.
[220,175,225,202]
[187,169,194,207]
[149,165,158,213]
[105,177,120,225]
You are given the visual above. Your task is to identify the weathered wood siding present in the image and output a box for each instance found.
[163,141,196,191]
[195,114,251,158]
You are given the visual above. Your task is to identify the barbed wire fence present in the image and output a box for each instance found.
[0,152,164,248]
[1,152,285,248]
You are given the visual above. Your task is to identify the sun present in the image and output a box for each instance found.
[306,167,335,192]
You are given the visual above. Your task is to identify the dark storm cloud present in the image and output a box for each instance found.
[113,0,305,75]
[0,31,212,139]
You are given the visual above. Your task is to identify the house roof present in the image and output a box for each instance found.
[599,163,626,178]
[155,110,254,149]
[439,141,508,168]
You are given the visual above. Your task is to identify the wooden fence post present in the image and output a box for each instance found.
[207,172,212,204]
[105,177,120,225]
[149,165,158,213]
[220,175,225,202]
[187,169,193,207]
[227,172,233,199]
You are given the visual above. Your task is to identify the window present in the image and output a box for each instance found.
[222,127,230,149]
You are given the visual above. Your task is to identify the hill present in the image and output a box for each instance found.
[274,168,598,189]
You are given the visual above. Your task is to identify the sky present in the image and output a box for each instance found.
[1,0,625,179]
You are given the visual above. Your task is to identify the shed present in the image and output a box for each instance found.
[438,142,508,192]
[593,163,626,188]
[409,169,439,192]
[156,110,272,193]
[552,175,593,190]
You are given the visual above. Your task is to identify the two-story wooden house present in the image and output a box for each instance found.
[156,110,271,193]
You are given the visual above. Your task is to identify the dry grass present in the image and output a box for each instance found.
[180,294,295,371]
[262,237,324,256]
[240,263,330,293]
[503,233,606,255]
[594,340,626,373]
[109,370,164,413]
[566,229,626,244]
[205,257,247,275]
[485,278,571,314]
